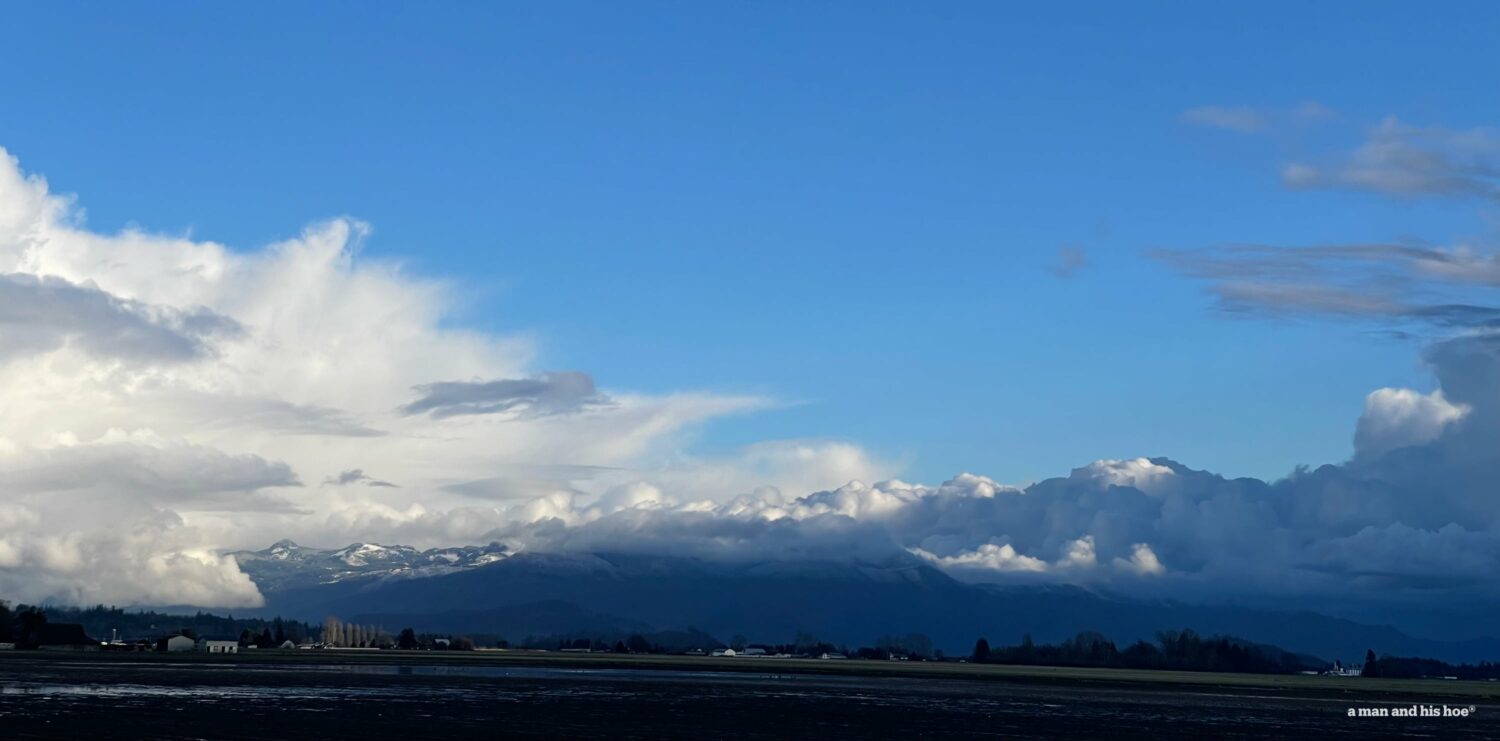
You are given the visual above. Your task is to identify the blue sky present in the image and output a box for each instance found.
[3,1,1496,485]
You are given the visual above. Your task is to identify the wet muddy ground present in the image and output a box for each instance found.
[2,656,1495,739]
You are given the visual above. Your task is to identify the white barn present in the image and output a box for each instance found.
[164,635,195,653]
[197,639,239,654]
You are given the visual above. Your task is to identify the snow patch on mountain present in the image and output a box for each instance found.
[229,540,510,591]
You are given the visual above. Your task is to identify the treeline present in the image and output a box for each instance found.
[0,601,317,645]
[0,603,49,646]
[971,630,1313,674]
[518,627,723,653]
[1363,650,1500,680]
[321,616,390,648]
[391,628,476,650]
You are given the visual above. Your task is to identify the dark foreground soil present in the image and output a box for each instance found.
[1,654,1496,739]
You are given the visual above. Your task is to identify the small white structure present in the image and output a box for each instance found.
[164,635,195,653]
[710,648,737,657]
[279,640,297,650]
[197,639,239,654]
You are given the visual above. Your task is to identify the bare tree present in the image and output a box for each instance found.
[323,616,343,647]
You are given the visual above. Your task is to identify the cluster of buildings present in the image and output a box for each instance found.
[691,647,849,660]
[155,635,299,653]
[0,622,307,653]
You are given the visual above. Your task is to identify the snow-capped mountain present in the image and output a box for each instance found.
[246,550,1500,665]
[229,539,508,591]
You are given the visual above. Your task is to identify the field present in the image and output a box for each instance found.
[2,650,1498,738]
[14,648,1492,699]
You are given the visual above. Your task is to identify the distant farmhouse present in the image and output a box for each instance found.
[197,639,239,654]
[152,635,240,653]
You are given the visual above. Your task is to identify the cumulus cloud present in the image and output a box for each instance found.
[1142,110,1500,613]
[0,512,264,609]
[1114,544,1165,576]
[1070,457,1176,491]
[5,130,1500,628]
[258,108,1485,624]
[1354,388,1468,459]
[0,147,790,607]
[912,543,1048,573]
[1306,522,1499,589]
[333,331,1499,616]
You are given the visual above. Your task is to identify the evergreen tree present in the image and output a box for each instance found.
[972,637,991,663]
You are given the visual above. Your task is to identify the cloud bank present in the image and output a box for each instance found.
[2,128,1497,634]
[0,148,855,607]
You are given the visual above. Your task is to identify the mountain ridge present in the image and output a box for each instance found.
[229,539,509,591]
[231,542,1500,664]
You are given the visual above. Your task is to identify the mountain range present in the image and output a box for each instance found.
[228,540,509,592]
[231,542,1500,664]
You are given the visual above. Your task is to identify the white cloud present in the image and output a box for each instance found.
[911,543,1048,573]
[1059,535,1098,569]
[3,142,1499,620]
[0,147,787,606]
[1282,118,1500,201]
[1114,543,1165,576]
[1354,387,1468,459]
[1071,458,1176,491]
[0,512,265,608]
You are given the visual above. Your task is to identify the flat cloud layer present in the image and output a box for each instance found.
[1282,118,1500,201]
[1,145,1497,629]
[400,371,609,419]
